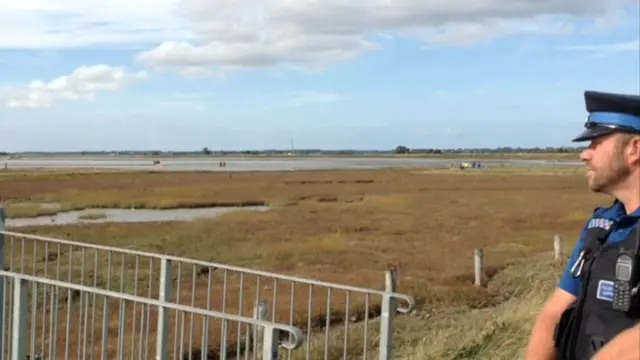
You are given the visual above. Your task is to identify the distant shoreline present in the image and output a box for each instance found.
[1,152,580,162]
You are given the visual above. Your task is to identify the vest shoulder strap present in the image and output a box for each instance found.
[580,217,617,254]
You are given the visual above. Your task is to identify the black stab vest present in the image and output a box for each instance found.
[554,221,640,359]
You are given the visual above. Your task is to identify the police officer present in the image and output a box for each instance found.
[524,90,640,360]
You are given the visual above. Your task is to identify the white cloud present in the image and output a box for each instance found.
[559,39,640,55]
[0,65,147,108]
[0,0,192,49]
[1,0,635,79]
[134,0,636,75]
[590,7,638,31]
[414,18,575,47]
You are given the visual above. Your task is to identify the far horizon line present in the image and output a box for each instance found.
[1,145,586,155]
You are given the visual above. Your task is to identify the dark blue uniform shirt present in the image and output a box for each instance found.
[559,200,640,296]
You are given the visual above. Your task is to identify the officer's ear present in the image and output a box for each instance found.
[623,135,640,166]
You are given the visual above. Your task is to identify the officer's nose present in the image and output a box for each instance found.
[579,147,593,163]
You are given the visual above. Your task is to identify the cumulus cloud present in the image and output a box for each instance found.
[0,65,147,108]
[135,0,636,75]
[1,0,635,79]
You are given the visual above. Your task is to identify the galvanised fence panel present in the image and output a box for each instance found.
[0,269,304,360]
[0,213,415,359]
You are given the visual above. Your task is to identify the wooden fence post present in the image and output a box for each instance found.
[554,234,562,261]
[474,248,484,287]
[472,235,562,289]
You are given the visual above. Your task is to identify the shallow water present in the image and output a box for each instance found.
[5,206,270,228]
[2,157,582,172]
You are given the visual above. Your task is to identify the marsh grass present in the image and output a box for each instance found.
[0,166,600,358]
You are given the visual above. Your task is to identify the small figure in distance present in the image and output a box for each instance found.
[524,90,640,360]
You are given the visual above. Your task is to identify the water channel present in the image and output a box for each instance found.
[4,206,270,228]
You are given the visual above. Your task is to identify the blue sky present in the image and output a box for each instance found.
[0,0,638,152]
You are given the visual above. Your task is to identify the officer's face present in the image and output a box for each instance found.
[580,133,632,193]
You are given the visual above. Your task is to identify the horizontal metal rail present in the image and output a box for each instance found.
[1,230,414,310]
[0,270,305,349]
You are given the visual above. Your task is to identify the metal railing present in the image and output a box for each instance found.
[0,270,304,360]
[0,208,415,359]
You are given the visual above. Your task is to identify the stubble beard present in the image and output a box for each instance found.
[588,153,631,193]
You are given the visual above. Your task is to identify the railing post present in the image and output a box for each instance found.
[11,278,27,360]
[261,324,279,360]
[156,258,172,360]
[253,299,269,358]
[0,203,5,359]
[379,267,397,360]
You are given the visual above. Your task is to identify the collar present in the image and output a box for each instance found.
[598,199,640,222]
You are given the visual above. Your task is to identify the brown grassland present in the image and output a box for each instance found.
[0,165,610,359]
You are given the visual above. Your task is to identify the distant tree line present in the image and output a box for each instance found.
[392,145,584,154]
[1,145,586,157]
